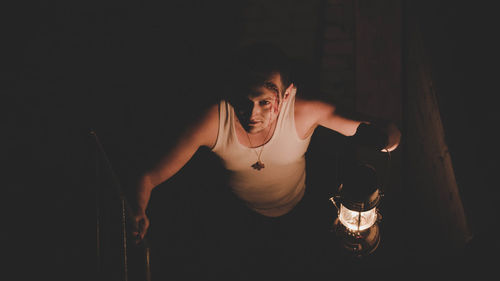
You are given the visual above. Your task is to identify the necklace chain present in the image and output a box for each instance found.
[243,94,284,170]
[245,125,271,159]
[245,115,274,170]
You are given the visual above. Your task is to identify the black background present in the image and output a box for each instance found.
[3,1,499,280]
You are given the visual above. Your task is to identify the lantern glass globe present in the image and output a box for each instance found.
[338,205,377,232]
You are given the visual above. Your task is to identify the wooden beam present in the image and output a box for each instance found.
[403,0,472,260]
[355,0,402,123]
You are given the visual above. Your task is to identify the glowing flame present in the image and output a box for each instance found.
[338,205,377,232]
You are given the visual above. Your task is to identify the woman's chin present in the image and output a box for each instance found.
[246,126,263,134]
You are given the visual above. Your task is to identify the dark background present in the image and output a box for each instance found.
[3,1,499,280]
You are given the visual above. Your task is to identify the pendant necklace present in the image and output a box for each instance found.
[246,118,274,171]
[244,94,283,170]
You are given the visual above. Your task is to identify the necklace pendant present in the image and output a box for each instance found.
[251,161,265,171]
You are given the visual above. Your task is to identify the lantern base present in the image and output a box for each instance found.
[332,218,380,258]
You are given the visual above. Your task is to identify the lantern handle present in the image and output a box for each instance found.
[329,196,341,213]
[379,148,392,194]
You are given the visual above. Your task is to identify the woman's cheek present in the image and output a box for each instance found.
[273,102,279,113]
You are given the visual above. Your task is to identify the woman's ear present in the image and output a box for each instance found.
[283,83,295,100]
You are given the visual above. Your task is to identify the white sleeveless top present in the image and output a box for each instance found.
[212,89,312,217]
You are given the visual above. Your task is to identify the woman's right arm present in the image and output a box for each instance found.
[132,103,219,240]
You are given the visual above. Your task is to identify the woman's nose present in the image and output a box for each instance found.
[250,103,261,116]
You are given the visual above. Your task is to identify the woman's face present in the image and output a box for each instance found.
[233,74,283,134]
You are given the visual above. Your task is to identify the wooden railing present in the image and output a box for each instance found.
[91,131,152,281]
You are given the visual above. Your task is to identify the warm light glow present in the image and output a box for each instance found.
[338,205,377,231]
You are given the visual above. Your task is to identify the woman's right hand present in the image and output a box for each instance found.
[131,210,150,244]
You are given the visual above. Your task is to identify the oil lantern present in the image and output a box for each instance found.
[330,163,383,258]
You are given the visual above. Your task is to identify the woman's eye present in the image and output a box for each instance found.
[259,100,270,106]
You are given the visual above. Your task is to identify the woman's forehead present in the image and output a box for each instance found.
[248,87,278,100]
[253,74,283,95]
[266,73,284,88]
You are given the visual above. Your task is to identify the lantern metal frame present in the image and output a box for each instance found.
[330,191,383,257]
[329,163,384,258]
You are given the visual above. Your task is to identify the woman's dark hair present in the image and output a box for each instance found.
[224,42,292,102]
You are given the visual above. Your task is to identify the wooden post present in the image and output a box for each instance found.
[353,0,402,198]
[402,0,472,260]
[355,0,402,123]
